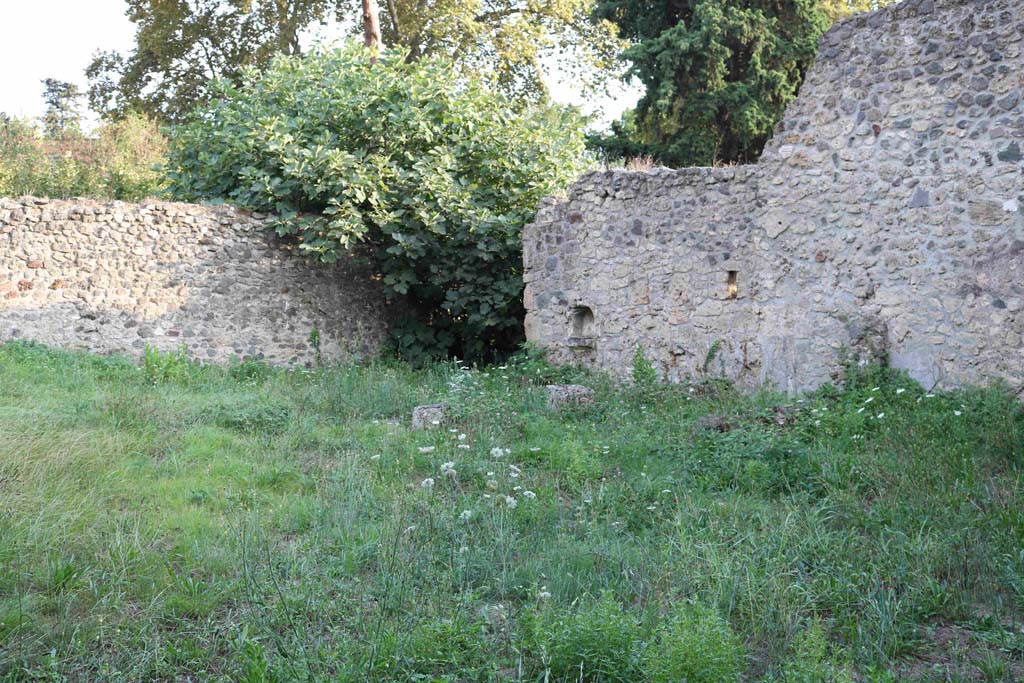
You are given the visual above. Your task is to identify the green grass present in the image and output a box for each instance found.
[0,340,1022,682]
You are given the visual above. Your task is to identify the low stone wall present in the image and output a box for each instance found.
[0,197,390,365]
[524,0,1024,394]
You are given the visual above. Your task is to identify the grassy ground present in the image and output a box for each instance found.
[0,340,1022,682]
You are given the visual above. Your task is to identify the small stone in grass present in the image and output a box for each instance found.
[412,403,449,429]
[546,384,595,410]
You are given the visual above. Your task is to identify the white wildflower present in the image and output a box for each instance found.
[954,410,962,416]
[418,446,436,454]
[925,393,935,398]
[504,495,518,508]
[523,490,537,500]
[441,462,457,478]
[487,471,495,477]
[458,433,467,441]
[857,407,865,414]
[646,505,657,511]
[865,396,875,404]
[459,509,472,521]
[872,386,880,392]
[509,464,521,474]
[370,454,381,461]
[457,444,470,450]
[661,489,672,495]
[529,447,541,452]
[896,388,906,394]
[876,413,885,419]
[420,478,434,489]
[459,545,469,553]
[510,472,520,479]
[538,589,552,600]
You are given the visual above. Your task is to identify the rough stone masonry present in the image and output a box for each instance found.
[0,198,389,365]
[524,0,1024,394]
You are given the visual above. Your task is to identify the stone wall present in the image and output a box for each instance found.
[0,198,389,365]
[524,0,1024,394]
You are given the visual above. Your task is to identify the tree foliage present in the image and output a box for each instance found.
[40,79,83,139]
[86,0,342,123]
[592,0,827,167]
[365,0,622,101]
[89,0,621,122]
[590,0,898,167]
[165,45,589,360]
[819,0,895,22]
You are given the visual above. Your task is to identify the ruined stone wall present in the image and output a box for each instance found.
[0,198,390,365]
[524,0,1024,393]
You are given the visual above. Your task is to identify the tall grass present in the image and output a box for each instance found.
[0,341,1021,682]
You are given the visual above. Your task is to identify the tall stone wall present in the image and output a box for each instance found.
[0,198,390,365]
[524,0,1024,394]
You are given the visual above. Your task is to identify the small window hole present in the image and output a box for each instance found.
[726,271,738,299]
[571,306,595,338]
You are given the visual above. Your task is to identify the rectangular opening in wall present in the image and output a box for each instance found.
[727,271,738,300]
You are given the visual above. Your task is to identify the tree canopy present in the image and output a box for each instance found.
[41,79,83,139]
[591,0,828,167]
[86,0,341,123]
[364,0,622,102]
[589,0,898,167]
[88,0,621,122]
[165,45,589,360]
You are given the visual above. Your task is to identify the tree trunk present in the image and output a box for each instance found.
[362,0,382,63]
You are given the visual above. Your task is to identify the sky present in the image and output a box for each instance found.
[0,0,641,130]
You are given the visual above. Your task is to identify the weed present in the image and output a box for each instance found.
[0,342,1021,681]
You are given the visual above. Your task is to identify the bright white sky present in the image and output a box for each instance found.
[0,0,640,130]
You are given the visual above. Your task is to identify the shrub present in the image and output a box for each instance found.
[165,44,590,361]
[632,346,658,387]
[643,602,744,683]
[0,111,166,200]
[774,621,854,683]
[534,593,645,682]
[141,344,192,384]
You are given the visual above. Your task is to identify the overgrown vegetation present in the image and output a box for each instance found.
[0,112,166,201]
[165,45,589,361]
[1,341,1022,681]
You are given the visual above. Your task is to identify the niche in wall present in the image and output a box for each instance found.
[568,305,597,349]
[726,271,739,300]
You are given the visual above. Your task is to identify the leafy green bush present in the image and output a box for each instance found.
[0,112,166,200]
[643,602,744,683]
[533,593,645,682]
[165,44,589,361]
[774,621,854,683]
[632,346,658,387]
[141,344,193,384]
